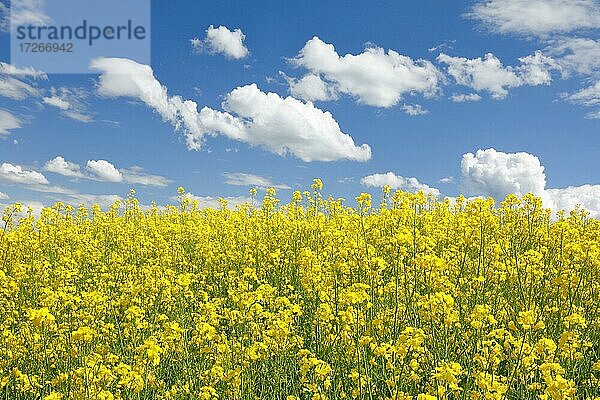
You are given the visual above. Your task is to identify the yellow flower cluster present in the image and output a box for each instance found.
[0,184,599,399]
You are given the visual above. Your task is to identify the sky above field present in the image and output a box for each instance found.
[1,0,600,215]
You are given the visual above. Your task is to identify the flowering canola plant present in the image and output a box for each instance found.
[1,182,599,400]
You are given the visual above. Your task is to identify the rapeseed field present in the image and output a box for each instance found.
[1,181,598,400]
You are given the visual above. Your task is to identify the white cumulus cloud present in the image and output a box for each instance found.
[361,172,440,196]
[0,162,49,185]
[90,57,371,162]
[86,160,123,182]
[458,148,600,217]
[221,83,372,161]
[44,156,85,178]
[291,36,443,108]
[461,148,547,200]
[45,156,170,186]
[437,51,555,99]
[191,25,249,59]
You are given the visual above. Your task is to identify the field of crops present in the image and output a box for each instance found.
[1,182,599,400]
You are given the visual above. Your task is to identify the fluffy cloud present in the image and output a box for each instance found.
[280,73,337,102]
[461,148,547,200]
[0,109,22,136]
[467,0,600,37]
[0,192,8,200]
[191,25,249,59]
[438,53,519,99]
[361,172,440,196]
[291,37,443,107]
[437,51,555,99]
[91,57,371,162]
[450,93,482,102]
[91,57,183,126]
[221,84,371,161]
[458,148,600,217]
[0,162,121,205]
[44,156,170,186]
[223,172,290,189]
[0,162,49,185]
[86,160,123,182]
[44,156,85,178]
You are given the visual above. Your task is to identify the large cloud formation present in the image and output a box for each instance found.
[90,57,371,162]
[290,37,443,107]
[461,148,547,199]
[361,148,600,218]
[461,148,600,217]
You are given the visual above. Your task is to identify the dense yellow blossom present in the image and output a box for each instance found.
[0,184,599,399]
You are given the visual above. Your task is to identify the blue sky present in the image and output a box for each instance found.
[1,0,599,215]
